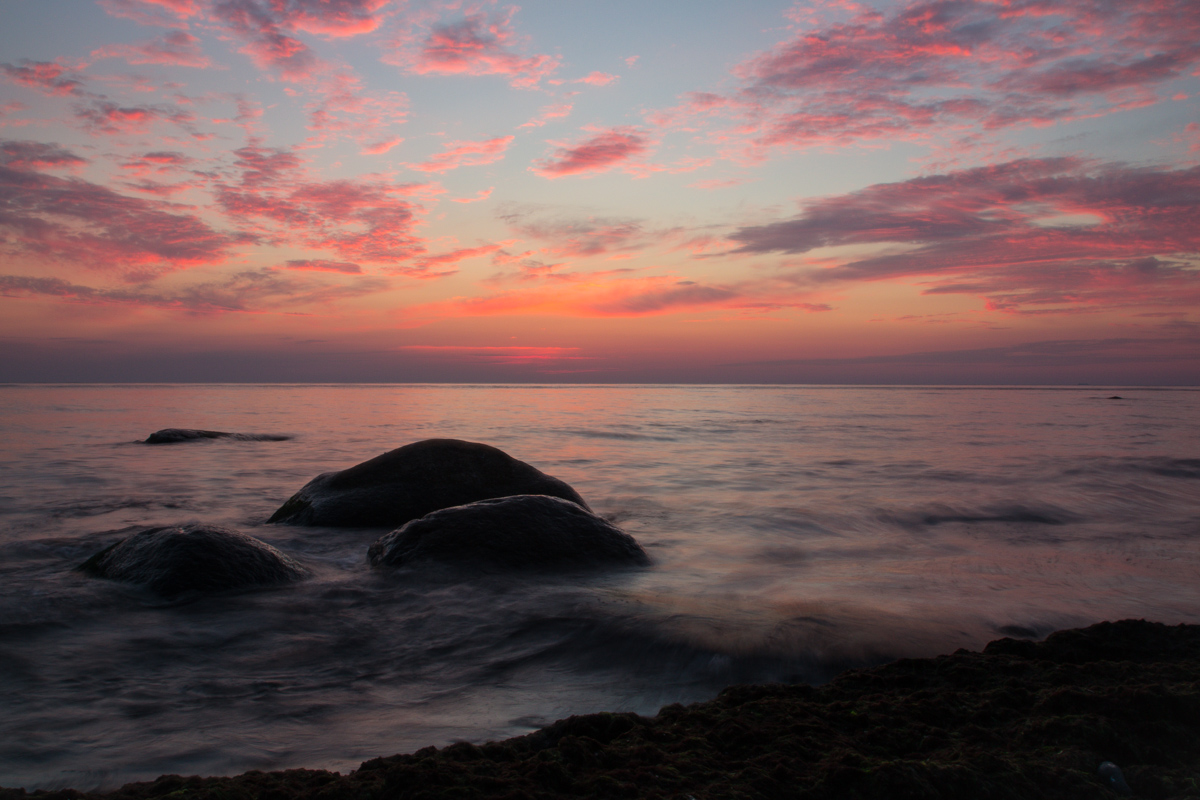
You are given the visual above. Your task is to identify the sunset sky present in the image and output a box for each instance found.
[2,0,1198,383]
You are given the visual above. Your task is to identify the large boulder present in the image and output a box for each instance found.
[367,494,650,571]
[145,428,290,443]
[78,524,309,597]
[268,439,589,528]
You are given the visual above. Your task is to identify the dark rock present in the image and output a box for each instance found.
[145,429,291,443]
[268,439,589,528]
[367,494,650,570]
[78,524,309,597]
[1107,396,1123,400]
[1098,761,1132,795]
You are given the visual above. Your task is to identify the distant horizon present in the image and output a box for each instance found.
[2,1,1198,384]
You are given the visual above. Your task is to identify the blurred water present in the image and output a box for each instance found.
[1,384,1198,790]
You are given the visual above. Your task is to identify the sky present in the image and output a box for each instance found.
[1,0,1198,384]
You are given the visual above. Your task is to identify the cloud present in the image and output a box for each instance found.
[518,102,573,129]
[74,100,198,135]
[215,143,431,266]
[92,31,212,67]
[212,0,323,80]
[419,273,830,318]
[0,268,387,313]
[361,136,404,155]
[655,0,1200,155]
[0,149,246,273]
[730,157,1200,313]
[98,0,201,27]
[285,258,363,273]
[0,60,84,96]
[119,150,193,176]
[574,71,617,86]
[265,0,391,37]
[385,7,559,88]
[531,127,649,178]
[451,187,493,203]
[0,141,88,171]
[407,135,513,173]
[403,243,506,275]
[498,207,652,257]
[304,72,408,145]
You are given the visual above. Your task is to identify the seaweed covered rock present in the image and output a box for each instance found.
[145,428,290,443]
[78,524,309,596]
[368,494,649,570]
[268,439,589,528]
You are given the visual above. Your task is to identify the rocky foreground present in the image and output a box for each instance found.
[4,619,1198,800]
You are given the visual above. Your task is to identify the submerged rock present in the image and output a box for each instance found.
[78,524,309,597]
[145,428,291,443]
[367,494,650,570]
[268,438,589,528]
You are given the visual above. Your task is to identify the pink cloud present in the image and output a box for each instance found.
[0,60,84,96]
[731,158,1200,313]
[0,268,387,314]
[362,136,403,155]
[498,208,652,257]
[419,274,830,318]
[405,243,506,274]
[74,101,197,135]
[97,0,201,27]
[531,127,649,178]
[518,102,573,129]
[0,145,247,273]
[386,8,559,88]
[92,31,212,68]
[408,135,514,173]
[451,187,493,203]
[1,141,88,171]
[119,150,193,176]
[659,0,1200,155]
[574,71,617,86]
[285,258,363,273]
[304,72,407,145]
[216,145,431,265]
[212,0,323,81]
[269,0,391,37]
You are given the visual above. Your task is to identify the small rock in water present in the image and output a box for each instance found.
[368,494,650,571]
[1107,396,1123,400]
[1098,761,1132,796]
[145,429,292,443]
[78,523,309,597]
[269,438,589,528]
[145,428,231,443]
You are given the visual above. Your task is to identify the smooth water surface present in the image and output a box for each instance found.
[1,384,1198,789]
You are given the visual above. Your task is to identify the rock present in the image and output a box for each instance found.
[78,524,309,597]
[268,439,590,528]
[367,494,650,571]
[1107,396,1123,400]
[145,428,291,443]
[1098,761,1132,795]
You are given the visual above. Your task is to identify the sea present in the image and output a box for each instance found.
[1,384,1198,790]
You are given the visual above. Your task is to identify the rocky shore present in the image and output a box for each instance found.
[4,619,1197,799]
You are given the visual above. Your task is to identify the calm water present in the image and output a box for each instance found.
[1,384,1198,790]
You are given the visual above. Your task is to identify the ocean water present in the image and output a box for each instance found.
[1,384,1198,790]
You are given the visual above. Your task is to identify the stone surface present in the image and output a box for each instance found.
[145,428,291,443]
[368,494,650,570]
[78,523,309,596]
[268,438,589,528]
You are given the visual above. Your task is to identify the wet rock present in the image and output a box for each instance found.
[367,494,650,571]
[145,428,290,443]
[78,524,309,597]
[269,439,589,528]
[1098,761,1132,796]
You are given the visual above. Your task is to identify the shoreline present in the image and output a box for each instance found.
[4,619,1197,800]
